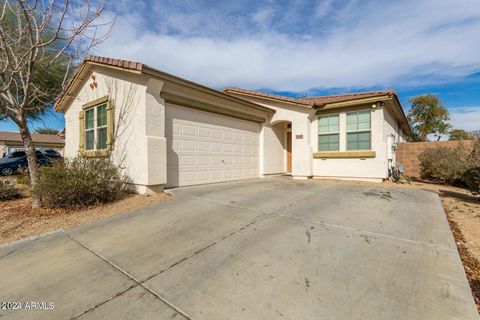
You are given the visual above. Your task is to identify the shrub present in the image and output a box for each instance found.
[463,167,480,193]
[418,139,480,193]
[16,168,30,185]
[33,157,135,208]
[464,139,480,193]
[418,143,469,185]
[0,180,22,201]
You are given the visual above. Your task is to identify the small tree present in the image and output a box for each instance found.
[407,94,451,141]
[449,129,471,141]
[35,127,59,135]
[0,0,112,208]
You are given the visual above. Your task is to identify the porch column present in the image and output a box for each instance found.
[143,77,167,193]
[291,116,313,179]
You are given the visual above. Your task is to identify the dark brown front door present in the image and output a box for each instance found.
[287,131,292,173]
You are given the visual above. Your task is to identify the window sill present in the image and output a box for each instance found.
[81,150,110,158]
[313,150,376,159]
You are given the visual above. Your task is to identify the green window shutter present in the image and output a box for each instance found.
[79,110,85,152]
[106,101,115,150]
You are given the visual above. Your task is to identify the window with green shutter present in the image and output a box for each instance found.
[318,114,339,151]
[346,111,371,150]
[79,96,114,157]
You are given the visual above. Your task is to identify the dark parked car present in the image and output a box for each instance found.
[0,150,50,176]
[39,149,62,160]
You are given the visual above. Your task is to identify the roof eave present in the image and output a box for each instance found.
[55,59,274,115]
[315,94,412,136]
[142,66,274,114]
[223,89,312,108]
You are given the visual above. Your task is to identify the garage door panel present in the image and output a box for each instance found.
[197,155,210,166]
[210,142,222,153]
[196,141,209,152]
[166,104,260,187]
[197,127,210,139]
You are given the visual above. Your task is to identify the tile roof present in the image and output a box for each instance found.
[222,87,310,105]
[83,56,143,71]
[0,131,65,145]
[298,90,397,106]
[223,87,397,107]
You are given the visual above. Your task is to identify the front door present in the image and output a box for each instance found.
[287,131,292,173]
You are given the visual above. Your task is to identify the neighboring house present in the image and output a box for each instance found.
[0,131,65,157]
[55,56,411,193]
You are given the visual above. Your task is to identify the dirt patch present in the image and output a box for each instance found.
[0,192,171,245]
[309,178,480,311]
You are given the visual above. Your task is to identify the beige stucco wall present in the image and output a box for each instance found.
[260,121,286,175]
[312,107,388,180]
[62,65,406,188]
[63,66,167,192]
[227,94,314,179]
[227,92,406,181]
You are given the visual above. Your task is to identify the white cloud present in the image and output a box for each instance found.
[450,107,480,131]
[95,0,480,91]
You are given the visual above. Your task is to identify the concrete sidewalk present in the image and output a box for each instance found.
[0,177,477,319]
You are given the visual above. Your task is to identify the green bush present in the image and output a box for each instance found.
[0,180,22,201]
[418,139,480,192]
[33,157,135,208]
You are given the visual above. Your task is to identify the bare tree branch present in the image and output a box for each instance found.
[0,0,113,208]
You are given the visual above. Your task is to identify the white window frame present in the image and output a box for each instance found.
[318,113,340,151]
[346,110,372,151]
[84,103,108,151]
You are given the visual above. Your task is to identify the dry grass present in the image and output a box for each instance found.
[0,192,171,245]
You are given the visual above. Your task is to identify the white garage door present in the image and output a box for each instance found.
[166,104,260,187]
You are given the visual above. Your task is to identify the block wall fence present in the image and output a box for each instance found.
[396,140,475,178]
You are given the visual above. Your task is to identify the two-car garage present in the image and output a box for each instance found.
[165,104,260,187]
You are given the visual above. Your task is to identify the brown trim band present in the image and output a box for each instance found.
[162,92,266,123]
[313,151,376,159]
[82,95,109,109]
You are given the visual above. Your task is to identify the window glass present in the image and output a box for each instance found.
[318,114,339,151]
[86,130,95,150]
[346,111,371,150]
[84,103,109,152]
[97,104,107,127]
[347,132,371,150]
[319,134,339,151]
[318,114,339,133]
[97,127,107,149]
[10,151,26,158]
[347,111,370,131]
[85,109,94,129]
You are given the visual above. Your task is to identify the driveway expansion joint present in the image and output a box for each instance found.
[61,230,194,320]
[273,212,456,252]
[194,191,455,252]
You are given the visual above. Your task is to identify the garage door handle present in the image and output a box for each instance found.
[221,160,225,164]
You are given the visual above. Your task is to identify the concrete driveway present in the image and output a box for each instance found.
[0,177,477,319]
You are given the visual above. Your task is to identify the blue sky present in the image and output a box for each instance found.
[2,0,480,132]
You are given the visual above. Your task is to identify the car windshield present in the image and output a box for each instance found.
[9,151,26,158]
[8,151,46,158]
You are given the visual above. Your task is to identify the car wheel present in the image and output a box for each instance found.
[1,167,14,176]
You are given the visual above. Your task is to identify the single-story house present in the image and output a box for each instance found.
[0,131,65,157]
[55,56,411,193]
